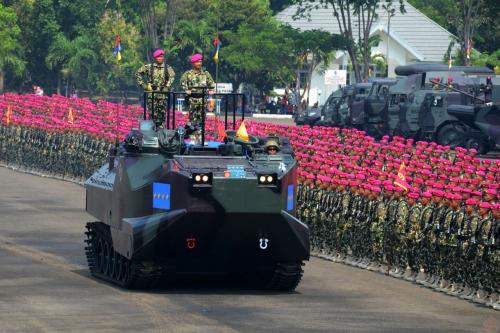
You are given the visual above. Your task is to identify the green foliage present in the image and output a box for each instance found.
[0,0,375,94]
[408,0,499,54]
[0,3,25,78]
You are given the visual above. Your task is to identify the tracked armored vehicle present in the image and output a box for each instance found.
[84,91,310,290]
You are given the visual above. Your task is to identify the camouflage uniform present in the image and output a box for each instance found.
[135,62,175,127]
[371,198,387,263]
[180,69,215,124]
[406,202,423,274]
[418,205,435,277]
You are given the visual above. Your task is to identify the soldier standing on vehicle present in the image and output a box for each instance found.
[180,54,216,124]
[135,49,175,128]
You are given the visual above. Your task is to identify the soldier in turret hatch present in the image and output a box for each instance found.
[135,49,175,128]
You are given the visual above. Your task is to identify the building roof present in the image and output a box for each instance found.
[275,1,457,62]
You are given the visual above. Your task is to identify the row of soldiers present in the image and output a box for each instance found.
[135,50,215,128]
[297,178,499,309]
[0,124,109,180]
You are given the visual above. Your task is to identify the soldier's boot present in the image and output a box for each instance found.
[459,285,472,299]
[435,278,448,291]
[416,269,428,285]
[448,282,463,296]
[389,266,400,278]
[359,258,370,269]
[426,275,439,288]
[379,263,389,275]
[403,266,415,281]
[366,260,380,272]
[472,288,488,304]
[485,292,499,309]
[463,287,477,300]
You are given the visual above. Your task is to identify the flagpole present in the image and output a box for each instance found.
[215,5,220,95]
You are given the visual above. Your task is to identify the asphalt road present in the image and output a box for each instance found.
[0,166,498,333]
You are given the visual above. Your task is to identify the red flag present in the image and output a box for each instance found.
[215,117,226,141]
[393,161,410,193]
[114,34,121,47]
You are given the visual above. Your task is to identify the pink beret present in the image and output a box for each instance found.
[422,191,432,198]
[479,202,491,209]
[153,49,165,58]
[190,53,203,63]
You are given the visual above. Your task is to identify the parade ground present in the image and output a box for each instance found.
[0,166,498,333]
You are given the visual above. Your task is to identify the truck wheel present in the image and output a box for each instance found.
[464,137,489,154]
[437,123,466,147]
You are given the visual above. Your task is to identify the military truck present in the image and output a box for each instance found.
[314,83,372,127]
[389,64,498,152]
[84,90,310,290]
[355,79,397,137]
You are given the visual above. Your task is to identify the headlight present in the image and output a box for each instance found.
[257,173,278,186]
[192,172,212,186]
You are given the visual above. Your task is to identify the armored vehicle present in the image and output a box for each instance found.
[84,91,310,290]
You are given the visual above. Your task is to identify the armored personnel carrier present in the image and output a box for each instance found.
[84,90,310,290]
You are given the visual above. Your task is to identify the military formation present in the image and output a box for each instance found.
[291,127,499,310]
[0,124,109,181]
[135,50,215,127]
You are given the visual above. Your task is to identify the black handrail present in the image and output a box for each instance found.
[143,90,246,146]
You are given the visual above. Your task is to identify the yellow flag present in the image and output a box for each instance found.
[5,105,12,125]
[393,161,409,193]
[235,120,249,142]
[68,108,74,124]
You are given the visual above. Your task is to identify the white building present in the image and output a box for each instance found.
[276,0,459,105]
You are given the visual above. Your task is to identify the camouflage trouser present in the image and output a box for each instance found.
[187,97,204,124]
[490,249,500,292]
[371,223,384,262]
[146,95,167,127]
[406,241,419,273]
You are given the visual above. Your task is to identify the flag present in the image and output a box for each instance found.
[213,34,220,64]
[393,161,410,193]
[67,108,74,124]
[466,38,472,60]
[235,120,249,142]
[114,34,122,63]
[215,117,226,142]
[5,105,12,125]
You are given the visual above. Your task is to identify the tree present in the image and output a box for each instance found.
[223,20,296,91]
[287,27,346,104]
[455,0,487,66]
[295,0,404,82]
[0,3,25,92]
[409,0,499,55]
